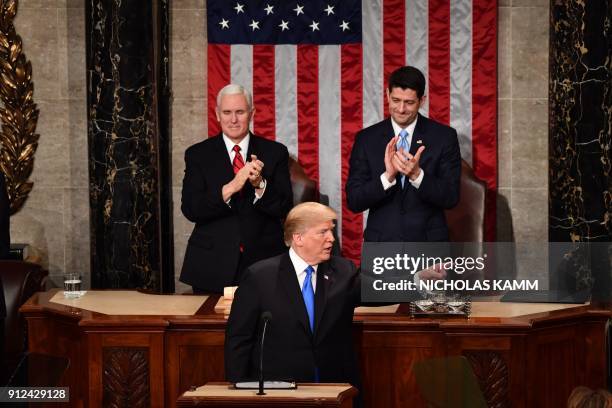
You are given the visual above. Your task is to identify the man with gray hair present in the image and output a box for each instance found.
[180,84,293,293]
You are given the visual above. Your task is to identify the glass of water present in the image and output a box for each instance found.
[63,273,82,299]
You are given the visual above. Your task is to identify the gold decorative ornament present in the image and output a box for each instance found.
[0,0,39,214]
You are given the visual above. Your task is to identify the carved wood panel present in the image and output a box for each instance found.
[103,347,150,408]
[464,350,510,408]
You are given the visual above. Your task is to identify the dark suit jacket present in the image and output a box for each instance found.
[0,172,9,319]
[0,172,9,260]
[225,253,361,386]
[346,115,461,242]
[180,134,293,293]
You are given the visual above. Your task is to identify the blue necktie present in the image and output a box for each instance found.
[302,266,315,332]
[397,129,410,187]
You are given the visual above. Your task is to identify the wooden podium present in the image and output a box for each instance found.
[176,383,358,407]
[20,290,611,407]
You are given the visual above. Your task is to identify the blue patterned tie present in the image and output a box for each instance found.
[397,129,409,187]
[302,266,315,331]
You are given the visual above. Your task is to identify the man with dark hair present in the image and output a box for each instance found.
[346,66,461,242]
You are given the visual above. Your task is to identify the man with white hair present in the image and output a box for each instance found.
[180,84,293,294]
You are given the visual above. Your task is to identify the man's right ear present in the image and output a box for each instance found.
[292,233,302,247]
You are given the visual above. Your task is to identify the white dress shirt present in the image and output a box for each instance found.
[380,116,425,190]
[289,247,317,292]
[221,133,266,203]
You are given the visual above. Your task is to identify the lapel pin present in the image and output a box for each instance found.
[416,139,423,144]
[324,275,329,280]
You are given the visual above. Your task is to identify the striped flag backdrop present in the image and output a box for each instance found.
[206,0,497,264]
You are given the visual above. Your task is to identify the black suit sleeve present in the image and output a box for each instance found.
[346,132,397,213]
[225,268,261,382]
[0,172,10,259]
[415,128,461,209]
[181,148,233,224]
[253,145,293,218]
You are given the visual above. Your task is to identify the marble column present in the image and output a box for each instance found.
[549,0,611,299]
[549,0,611,242]
[86,1,173,291]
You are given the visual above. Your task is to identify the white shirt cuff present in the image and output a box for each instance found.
[380,173,397,190]
[408,169,424,189]
[253,179,267,203]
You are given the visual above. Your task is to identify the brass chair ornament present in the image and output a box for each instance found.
[0,0,39,214]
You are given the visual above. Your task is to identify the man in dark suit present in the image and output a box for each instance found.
[180,84,293,294]
[225,202,446,395]
[0,172,9,260]
[0,171,9,375]
[346,66,461,242]
[225,202,361,386]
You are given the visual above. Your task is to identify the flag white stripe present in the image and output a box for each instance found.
[362,0,383,128]
[406,0,429,116]
[450,0,473,164]
[275,45,298,158]
[231,45,254,132]
[318,45,343,242]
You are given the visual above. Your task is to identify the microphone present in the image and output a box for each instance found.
[257,311,272,395]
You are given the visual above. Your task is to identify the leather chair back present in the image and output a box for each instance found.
[445,160,486,242]
[289,157,318,204]
[0,261,47,355]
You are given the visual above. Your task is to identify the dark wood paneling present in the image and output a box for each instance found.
[20,292,611,408]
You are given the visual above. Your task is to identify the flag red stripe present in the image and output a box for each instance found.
[472,0,498,241]
[297,45,319,183]
[382,0,406,116]
[252,45,275,140]
[428,0,450,124]
[207,44,230,136]
[341,44,364,265]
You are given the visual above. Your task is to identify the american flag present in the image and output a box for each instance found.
[206,0,497,264]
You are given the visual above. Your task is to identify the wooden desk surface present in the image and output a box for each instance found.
[49,290,208,315]
[183,383,354,398]
[177,383,358,408]
[23,289,611,327]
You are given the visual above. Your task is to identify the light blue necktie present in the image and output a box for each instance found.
[302,265,315,331]
[397,129,410,187]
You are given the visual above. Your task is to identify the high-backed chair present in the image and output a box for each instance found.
[289,156,318,204]
[0,261,47,355]
[445,160,486,242]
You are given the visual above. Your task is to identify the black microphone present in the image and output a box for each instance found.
[257,311,272,395]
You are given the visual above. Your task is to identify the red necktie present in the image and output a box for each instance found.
[232,145,245,253]
[232,145,244,174]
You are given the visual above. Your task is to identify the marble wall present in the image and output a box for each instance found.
[497,0,550,244]
[10,0,551,291]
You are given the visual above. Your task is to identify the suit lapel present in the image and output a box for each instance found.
[211,134,235,181]
[410,114,428,156]
[246,133,256,160]
[278,253,312,336]
[313,261,331,340]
